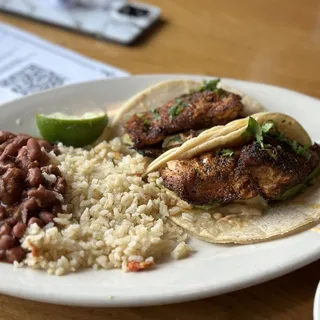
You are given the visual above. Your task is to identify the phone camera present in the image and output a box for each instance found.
[118,5,149,17]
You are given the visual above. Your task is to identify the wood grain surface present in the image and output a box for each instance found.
[0,0,320,319]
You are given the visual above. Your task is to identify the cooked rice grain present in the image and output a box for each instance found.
[18,138,189,275]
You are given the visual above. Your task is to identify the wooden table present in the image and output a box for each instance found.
[0,0,320,319]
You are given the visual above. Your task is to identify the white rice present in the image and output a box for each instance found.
[18,138,191,275]
[42,172,57,184]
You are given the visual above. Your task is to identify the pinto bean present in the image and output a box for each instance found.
[0,235,15,250]
[0,139,13,153]
[54,177,67,194]
[0,163,15,175]
[0,142,18,160]
[42,165,61,176]
[37,139,53,152]
[26,167,43,187]
[0,131,68,263]
[6,247,26,263]
[0,205,7,220]
[1,135,30,160]
[16,147,31,170]
[22,198,38,213]
[0,131,16,144]
[39,151,50,166]
[21,198,38,223]
[28,186,58,208]
[0,167,24,205]
[52,204,62,214]
[28,217,44,227]
[17,147,41,171]
[27,138,42,161]
[0,139,12,152]
[15,135,31,148]
[12,222,27,238]
[39,212,54,224]
[6,216,19,226]
[0,223,11,236]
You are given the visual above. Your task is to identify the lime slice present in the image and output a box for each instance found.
[36,112,108,147]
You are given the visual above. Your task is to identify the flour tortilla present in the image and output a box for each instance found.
[150,112,319,243]
[170,182,320,244]
[146,112,312,174]
[105,79,264,140]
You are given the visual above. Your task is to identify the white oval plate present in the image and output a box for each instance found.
[314,282,320,320]
[1,75,320,307]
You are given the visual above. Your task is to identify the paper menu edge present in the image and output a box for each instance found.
[0,22,130,77]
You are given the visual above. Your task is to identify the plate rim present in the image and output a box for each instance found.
[2,247,320,307]
[0,74,320,307]
[0,74,319,111]
[314,282,320,320]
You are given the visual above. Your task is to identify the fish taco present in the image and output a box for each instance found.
[109,79,264,158]
[146,112,320,244]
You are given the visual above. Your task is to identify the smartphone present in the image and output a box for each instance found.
[0,0,162,45]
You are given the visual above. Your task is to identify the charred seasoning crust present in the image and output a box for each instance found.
[161,140,320,205]
[125,89,243,150]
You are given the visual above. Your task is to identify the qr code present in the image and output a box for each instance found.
[0,64,66,95]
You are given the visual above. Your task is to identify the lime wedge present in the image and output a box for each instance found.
[36,112,108,147]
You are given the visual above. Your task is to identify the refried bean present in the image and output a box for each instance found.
[0,130,66,263]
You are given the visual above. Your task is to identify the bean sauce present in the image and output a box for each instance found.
[0,131,67,263]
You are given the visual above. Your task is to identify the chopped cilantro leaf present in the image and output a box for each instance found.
[168,99,185,119]
[292,143,311,159]
[136,113,144,118]
[242,117,311,160]
[143,119,150,128]
[261,121,275,134]
[278,132,286,141]
[265,148,278,160]
[272,130,311,160]
[216,148,234,157]
[197,79,221,92]
[152,109,161,120]
[291,140,298,151]
[222,149,234,157]
[215,88,228,97]
[242,117,264,148]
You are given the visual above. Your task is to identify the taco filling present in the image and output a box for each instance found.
[161,118,320,205]
[124,79,245,157]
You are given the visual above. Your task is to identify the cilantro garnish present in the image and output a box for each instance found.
[291,142,311,160]
[143,119,150,128]
[189,79,228,98]
[216,148,234,157]
[222,149,235,157]
[197,79,221,92]
[278,132,286,141]
[261,121,275,135]
[152,109,161,120]
[242,117,264,148]
[168,99,188,119]
[242,117,311,160]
